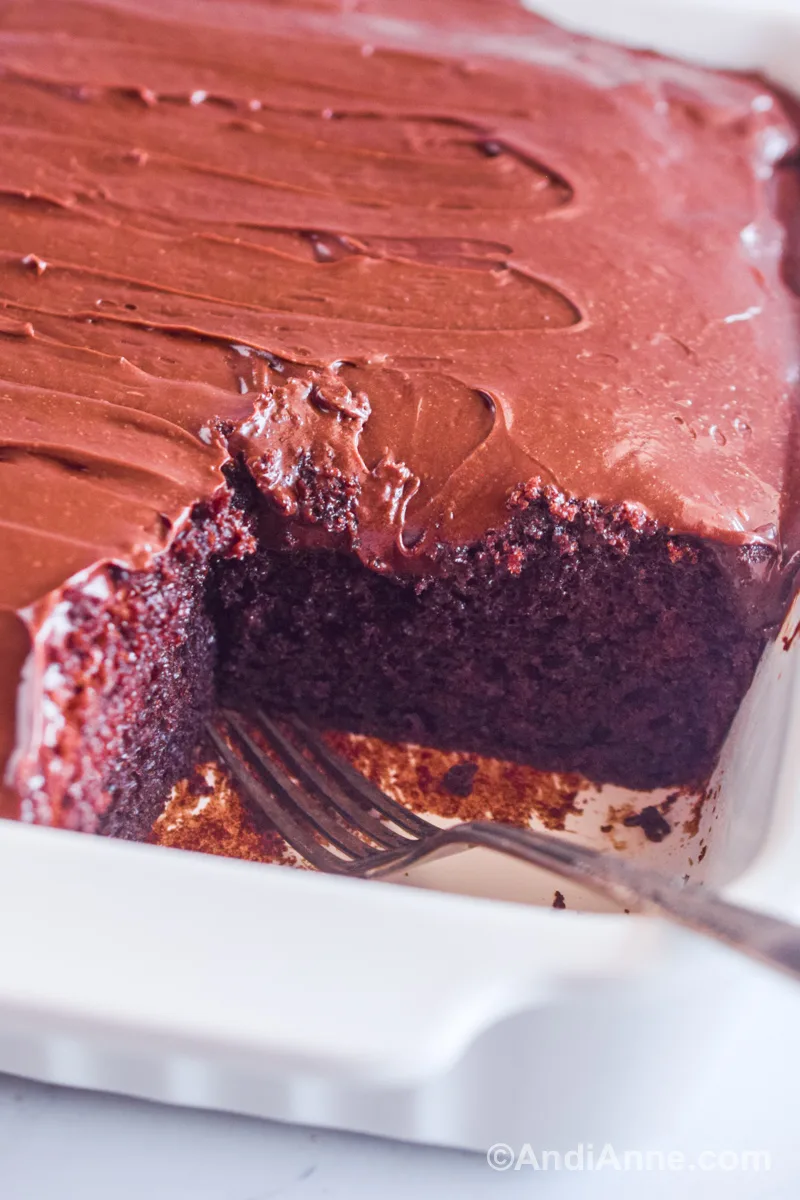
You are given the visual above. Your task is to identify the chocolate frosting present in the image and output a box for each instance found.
[0,0,798,818]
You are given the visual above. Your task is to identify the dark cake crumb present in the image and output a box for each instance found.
[553,890,566,909]
[622,805,672,843]
[782,620,800,651]
[439,761,478,798]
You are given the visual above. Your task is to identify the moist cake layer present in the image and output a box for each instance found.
[0,0,798,828]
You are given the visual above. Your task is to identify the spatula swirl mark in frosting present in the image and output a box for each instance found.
[0,50,589,558]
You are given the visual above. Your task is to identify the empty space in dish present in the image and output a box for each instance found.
[149,597,800,912]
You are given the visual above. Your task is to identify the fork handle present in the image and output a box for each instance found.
[362,820,800,984]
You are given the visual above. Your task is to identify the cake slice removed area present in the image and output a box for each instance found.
[215,488,772,793]
[0,0,798,833]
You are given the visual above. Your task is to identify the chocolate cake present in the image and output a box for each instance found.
[0,0,798,838]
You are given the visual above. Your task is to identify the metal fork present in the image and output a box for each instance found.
[208,709,800,984]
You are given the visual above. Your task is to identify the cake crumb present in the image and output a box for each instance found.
[622,804,671,843]
[553,890,566,909]
[439,761,478,798]
[782,619,800,651]
[661,791,680,813]
[683,779,718,837]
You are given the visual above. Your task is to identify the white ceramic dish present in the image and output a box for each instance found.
[1,0,799,1157]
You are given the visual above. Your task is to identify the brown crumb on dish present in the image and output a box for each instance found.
[698,843,708,862]
[683,779,718,837]
[782,620,800,651]
[553,890,566,909]
[601,804,637,850]
[622,804,672,843]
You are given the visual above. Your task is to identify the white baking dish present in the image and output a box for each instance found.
[1,0,800,1163]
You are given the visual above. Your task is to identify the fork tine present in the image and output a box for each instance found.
[208,717,360,872]
[254,711,412,851]
[221,711,384,859]
[286,716,435,837]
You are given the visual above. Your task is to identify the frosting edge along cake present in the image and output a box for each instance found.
[0,0,798,834]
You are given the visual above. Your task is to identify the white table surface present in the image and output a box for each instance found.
[1,1071,797,1200]
[0,1072,516,1200]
